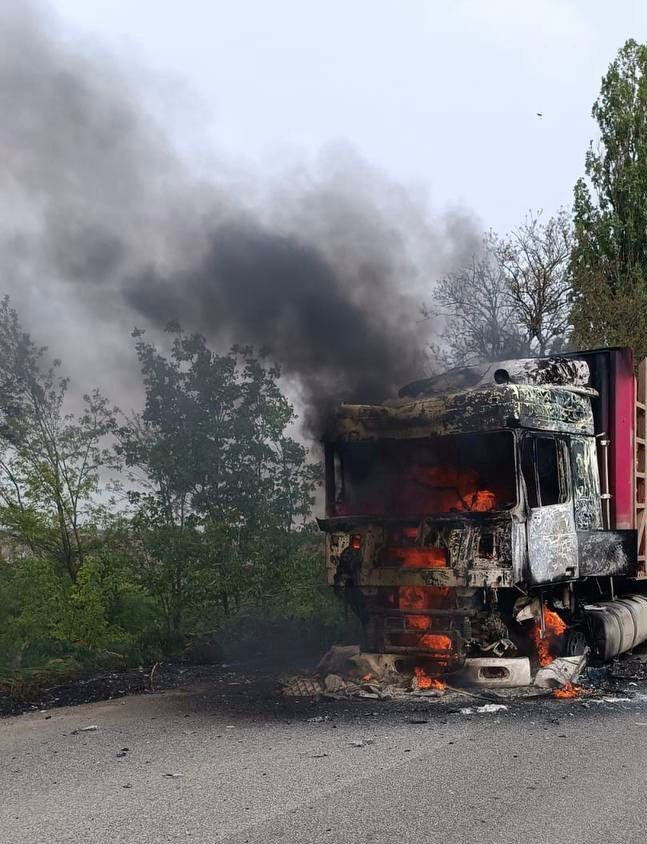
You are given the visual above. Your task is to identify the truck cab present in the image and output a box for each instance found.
[319,350,642,661]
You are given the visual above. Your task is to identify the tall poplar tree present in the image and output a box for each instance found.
[572,39,647,357]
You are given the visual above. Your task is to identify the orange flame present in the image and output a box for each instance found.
[417,633,452,651]
[413,666,447,690]
[386,547,448,569]
[470,490,497,511]
[531,608,567,667]
[553,682,582,699]
[398,549,449,633]
[389,474,494,658]
[388,481,493,659]
[399,585,434,630]
[396,465,498,514]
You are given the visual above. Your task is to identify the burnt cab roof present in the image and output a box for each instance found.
[400,356,595,399]
[330,356,596,443]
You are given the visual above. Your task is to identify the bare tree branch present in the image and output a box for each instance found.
[427,211,574,366]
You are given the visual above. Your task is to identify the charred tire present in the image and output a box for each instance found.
[563,628,587,657]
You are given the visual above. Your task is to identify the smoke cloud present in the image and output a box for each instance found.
[0,1,481,435]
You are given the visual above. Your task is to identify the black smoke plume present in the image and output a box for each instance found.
[0,1,481,435]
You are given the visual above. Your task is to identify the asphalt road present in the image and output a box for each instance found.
[3,678,647,844]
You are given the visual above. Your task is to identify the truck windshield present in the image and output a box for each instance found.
[330,431,516,517]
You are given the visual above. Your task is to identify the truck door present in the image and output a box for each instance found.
[521,434,579,584]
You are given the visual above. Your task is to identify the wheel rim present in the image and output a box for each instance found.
[564,629,587,657]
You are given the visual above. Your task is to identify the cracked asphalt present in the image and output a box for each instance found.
[3,671,647,844]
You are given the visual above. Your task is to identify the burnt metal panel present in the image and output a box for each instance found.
[570,435,603,530]
[514,386,594,434]
[577,530,637,577]
[567,348,635,529]
[526,502,579,584]
[322,514,517,590]
[511,521,527,584]
[400,357,593,398]
[358,566,515,589]
[419,517,515,579]
[331,383,594,443]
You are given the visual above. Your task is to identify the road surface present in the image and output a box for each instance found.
[2,676,647,844]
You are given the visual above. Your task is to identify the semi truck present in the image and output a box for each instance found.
[318,348,647,667]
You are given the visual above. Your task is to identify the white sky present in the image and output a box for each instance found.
[47,0,647,232]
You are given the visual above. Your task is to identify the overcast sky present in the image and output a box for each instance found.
[48,0,647,232]
[2,0,646,422]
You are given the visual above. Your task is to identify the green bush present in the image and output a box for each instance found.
[0,529,350,685]
[0,553,161,683]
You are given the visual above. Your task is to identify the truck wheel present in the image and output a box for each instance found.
[563,628,587,657]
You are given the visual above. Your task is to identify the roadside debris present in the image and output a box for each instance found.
[284,646,447,701]
[282,676,324,698]
[534,654,588,690]
[71,725,99,734]
[324,674,348,695]
[609,653,647,682]
[317,645,361,675]
[459,704,508,715]
[1,661,229,718]
[457,657,531,688]
[587,697,631,704]
[283,641,599,705]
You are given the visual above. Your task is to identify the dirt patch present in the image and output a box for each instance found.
[0,663,228,717]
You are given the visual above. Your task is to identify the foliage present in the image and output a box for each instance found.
[0,305,329,689]
[571,39,647,356]
[0,552,146,680]
[0,297,118,580]
[118,327,321,644]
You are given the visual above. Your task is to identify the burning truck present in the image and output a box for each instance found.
[318,348,647,680]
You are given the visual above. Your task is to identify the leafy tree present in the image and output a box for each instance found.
[0,303,329,681]
[0,298,118,580]
[118,328,320,642]
[571,39,647,356]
